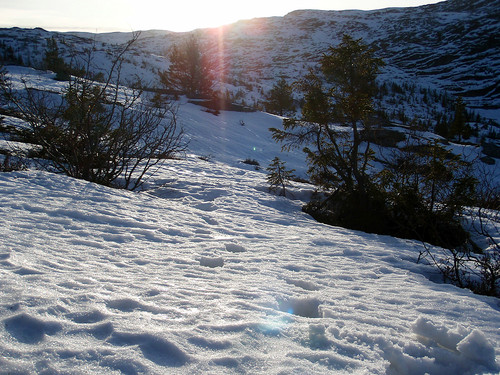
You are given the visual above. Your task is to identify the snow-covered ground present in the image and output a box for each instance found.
[0,67,499,374]
[1,158,499,374]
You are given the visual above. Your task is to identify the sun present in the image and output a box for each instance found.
[113,0,445,33]
[0,0,444,33]
[125,1,242,32]
[125,1,292,32]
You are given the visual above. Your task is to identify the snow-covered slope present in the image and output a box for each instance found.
[1,2,500,372]
[1,0,499,121]
[1,66,500,374]
[1,159,499,374]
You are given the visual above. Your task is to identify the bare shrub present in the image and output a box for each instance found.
[1,33,187,190]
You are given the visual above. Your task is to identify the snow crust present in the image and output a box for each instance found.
[0,158,499,373]
[0,68,499,374]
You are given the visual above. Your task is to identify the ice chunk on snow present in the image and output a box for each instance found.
[456,329,496,365]
[412,317,466,351]
[384,317,500,375]
[308,324,331,349]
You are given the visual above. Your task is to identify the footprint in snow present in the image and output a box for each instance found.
[202,215,219,225]
[0,252,14,267]
[106,298,143,312]
[224,243,246,253]
[67,316,114,340]
[4,313,62,344]
[343,248,363,256]
[277,297,322,318]
[285,277,320,291]
[86,321,114,340]
[107,331,190,367]
[193,202,217,212]
[195,228,212,235]
[13,267,43,276]
[66,309,107,324]
[200,256,224,268]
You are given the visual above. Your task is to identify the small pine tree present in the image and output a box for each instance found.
[264,77,295,116]
[272,35,384,197]
[43,37,70,81]
[0,62,7,104]
[267,157,295,197]
[450,96,473,141]
[435,115,449,138]
[159,34,214,98]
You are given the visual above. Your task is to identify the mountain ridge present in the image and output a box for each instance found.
[1,0,499,121]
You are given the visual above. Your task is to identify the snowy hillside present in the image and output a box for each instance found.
[1,66,500,374]
[1,0,499,122]
[1,160,500,374]
[1,1,500,372]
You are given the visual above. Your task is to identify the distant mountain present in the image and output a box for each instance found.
[1,0,499,122]
[195,0,500,112]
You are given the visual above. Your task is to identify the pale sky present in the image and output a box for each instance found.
[0,0,442,33]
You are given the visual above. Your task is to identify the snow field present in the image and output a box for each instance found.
[0,65,499,374]
[0,156,498,374]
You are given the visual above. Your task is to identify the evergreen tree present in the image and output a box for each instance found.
[271,35,384,196]
[380,138,477,248]
[264,77,295,116]
[43,37,70,81]
[0,62,7,105]
[299,69,333,126]
[267,157,295,197]
[450,96,471,141]
[160,34,214,98]
[434,115,449,138]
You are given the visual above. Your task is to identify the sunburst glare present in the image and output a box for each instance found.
[1,0,442,32]
[124,0,442,32]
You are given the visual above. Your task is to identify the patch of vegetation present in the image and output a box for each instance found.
[270,35,497,295]
[188,99,255,113]
[241,158,260,170]
[242,158,259,165]
[1,33,187,190]
[267,157,295,197]
[361,128,406,147]
[0,152,26,172]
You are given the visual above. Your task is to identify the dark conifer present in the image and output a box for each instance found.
[264,78,295,116]
[267,157,295,197]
